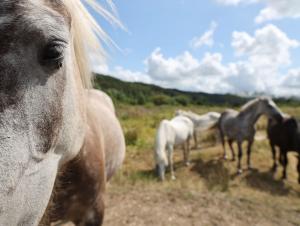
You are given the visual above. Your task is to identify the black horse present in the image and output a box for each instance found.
[267,115,300,183]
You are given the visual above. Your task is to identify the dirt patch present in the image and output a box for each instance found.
[103,186,300,226]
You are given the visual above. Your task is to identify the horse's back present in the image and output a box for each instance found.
[87,89,125,181]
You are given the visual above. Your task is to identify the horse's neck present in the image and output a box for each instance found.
[239,106,262,127]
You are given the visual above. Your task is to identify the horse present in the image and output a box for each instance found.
[154,116,194,181]
[218,97,283,174]
[267,115,300,183]
[175,110,220,148]
[0,1,125,226]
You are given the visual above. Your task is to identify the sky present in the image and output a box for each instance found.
[91,0,300,97]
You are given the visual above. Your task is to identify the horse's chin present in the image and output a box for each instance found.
[0,153,61,226]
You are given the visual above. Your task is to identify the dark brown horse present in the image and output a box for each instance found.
[267,115,300,183]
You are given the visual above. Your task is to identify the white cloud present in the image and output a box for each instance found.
[232,24,299,67]
[227,24,299,94]
[145,48,199,82]
[275,68,300,97]
[255,0,300,23]
[93,63,110,75]
[281,69,300,89]
[112,66,153,84]
[215,0,253,5]
[190,21,218,48]
[216,0,300,23]
[109,49,230,93]
[94,24,300,97]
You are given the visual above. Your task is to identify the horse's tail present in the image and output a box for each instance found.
[154,120,169,167]
[217,111,228,129]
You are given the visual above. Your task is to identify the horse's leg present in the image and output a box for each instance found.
[185,137,191,166]
[168,145,176,180]
[193,131,198,149]
[77,195,105,226]
[247,138,254,170]
[182,144,187,164]
[297,155,300,184]
[237,141,243,174]
[157,163,166,181]
[220,130,227,160]
[281,149,288,180]
[228,139,235,161]
[270,142,277,172]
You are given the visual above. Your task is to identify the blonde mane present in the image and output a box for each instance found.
[240,98,259,111]
[62,0,122,88]
[240,97,272,115]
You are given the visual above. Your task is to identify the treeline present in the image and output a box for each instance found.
[94,74,300,107]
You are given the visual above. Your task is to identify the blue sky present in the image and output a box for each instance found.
[91,0,300,97]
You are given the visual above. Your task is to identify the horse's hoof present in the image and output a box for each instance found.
[171,175,176,180]
[231,158,236,162]
[237,169,243,175]
[247,166,253,171]
[223,155,228,160]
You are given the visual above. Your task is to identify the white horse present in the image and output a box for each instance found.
[0,1,125,225]
[154,116,194,181]
[218,97,283,174]
[176,110,220,148]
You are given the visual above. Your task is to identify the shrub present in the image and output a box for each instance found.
[152,94,171,105]
[125,129,138,145]
[175,95,190,106]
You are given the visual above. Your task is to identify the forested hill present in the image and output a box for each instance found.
[94,74,300,107]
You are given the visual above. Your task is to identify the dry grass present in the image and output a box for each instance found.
[104,104,300,226]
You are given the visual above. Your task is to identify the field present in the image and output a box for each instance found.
[103,104,300,226]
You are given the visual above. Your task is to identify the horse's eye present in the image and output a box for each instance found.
[41,41,66,69]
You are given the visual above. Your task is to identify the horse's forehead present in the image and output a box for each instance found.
[0,0,70,26]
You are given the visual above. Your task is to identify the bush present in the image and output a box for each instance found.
[125,129,138,145]
[175,95,190,106]
[136,94,147,105]
[152,94,171,105]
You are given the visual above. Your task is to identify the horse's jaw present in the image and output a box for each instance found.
[0,151,61,226]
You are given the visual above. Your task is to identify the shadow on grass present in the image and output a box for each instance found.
[243,169,295,196]
[191,158,230,192]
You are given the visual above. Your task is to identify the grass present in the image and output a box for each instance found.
[112,104,300,186]
[105,103,300,225]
